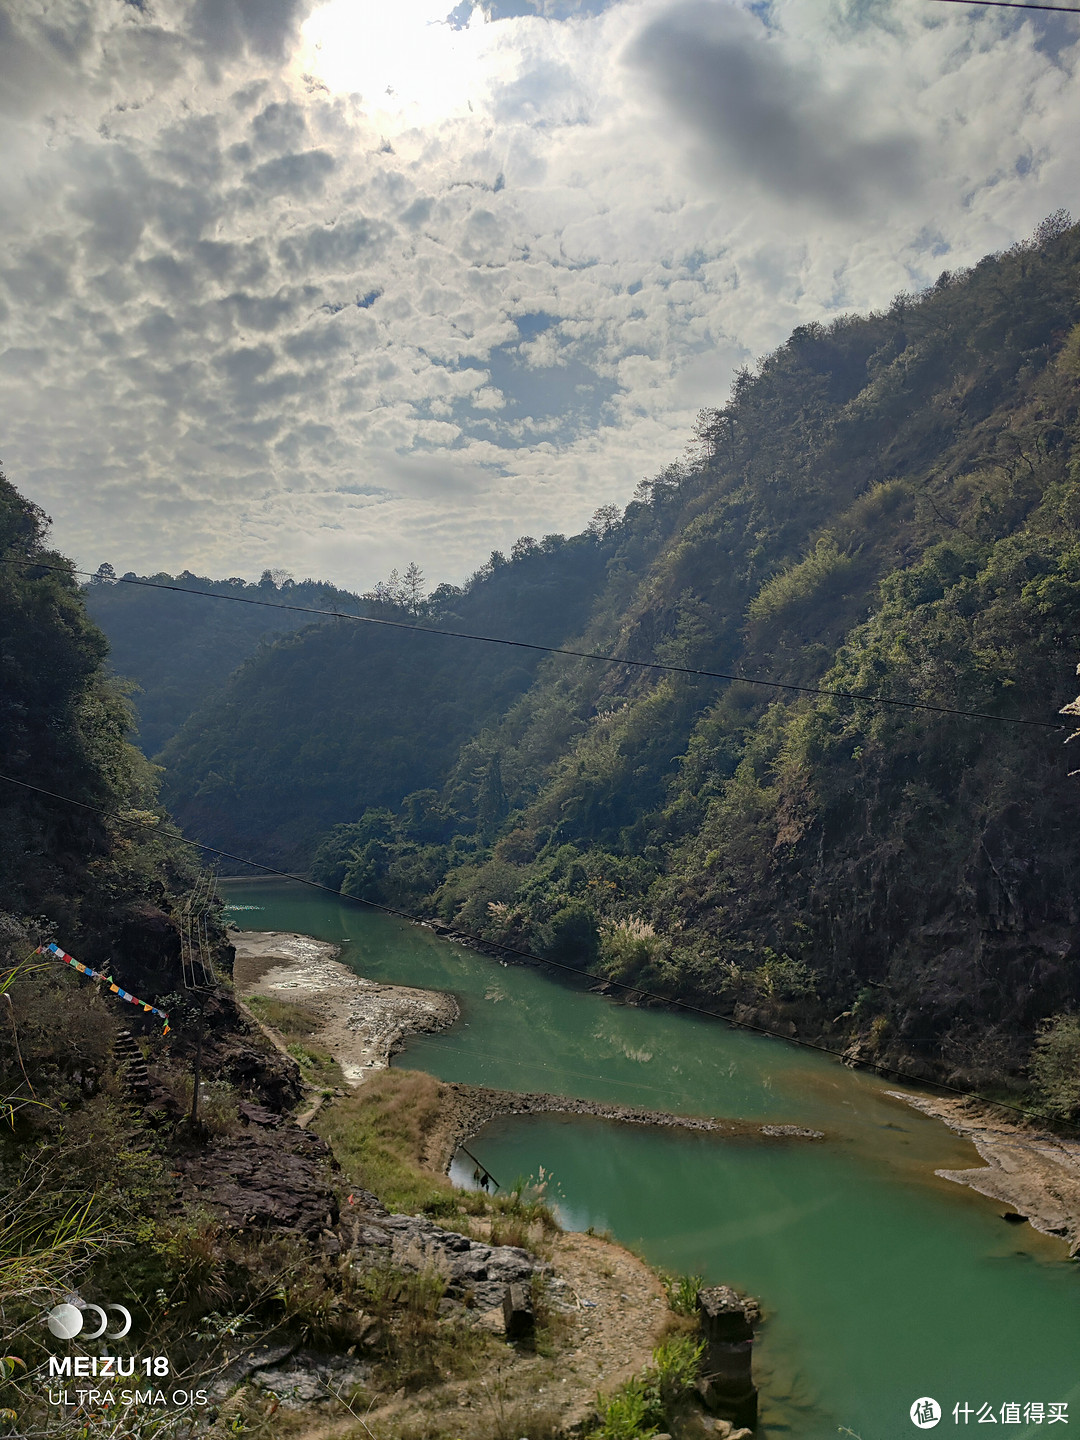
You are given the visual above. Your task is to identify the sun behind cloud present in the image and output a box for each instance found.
[297,0,503,123]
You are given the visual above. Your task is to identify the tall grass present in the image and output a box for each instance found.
[314,1069,459,1215]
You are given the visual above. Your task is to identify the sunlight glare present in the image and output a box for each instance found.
[299,0,499,124]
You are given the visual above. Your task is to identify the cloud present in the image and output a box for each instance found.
[0,0,1076,593]
[244,147,337,198]
[188,0,317,64]
[626,0,925,217]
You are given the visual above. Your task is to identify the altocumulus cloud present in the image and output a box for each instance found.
[0,0,1076,588]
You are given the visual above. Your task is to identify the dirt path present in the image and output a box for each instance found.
[889,1091,1080,1252]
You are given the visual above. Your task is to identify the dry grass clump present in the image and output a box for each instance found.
[245,993,321,1039]
[314,1068,458,1215]
[384,1368,564,1440]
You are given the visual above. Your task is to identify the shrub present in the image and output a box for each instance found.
[542,903,600,968]
[589,1335,704,1439]
[747,534,855,625]
[592,1376,659,1440]
[752,951,818,1002]
[600,918,667,984]
[1029,1014,1080,1119]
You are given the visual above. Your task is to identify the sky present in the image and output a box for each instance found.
[1,0,1077,593]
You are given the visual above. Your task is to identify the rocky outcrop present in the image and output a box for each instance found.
[427,1081,824,1175]
[210,1341,371,1409]
[349,1195,549,1312]
[247,1349,371,1408]
[173,1099,339,1237]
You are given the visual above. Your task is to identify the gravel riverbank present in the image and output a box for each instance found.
[231,929,459,1085]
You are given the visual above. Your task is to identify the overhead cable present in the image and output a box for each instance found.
[929,0,1080,12]
[0,557,1063,730]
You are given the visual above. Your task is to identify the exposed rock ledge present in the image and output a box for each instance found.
[887,1091,1080,1254]
[425,1082,823,1175]
[231,929,458,1085]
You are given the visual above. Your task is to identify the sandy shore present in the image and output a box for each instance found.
[888,1091,1080,1253]
[231,930,459,1085]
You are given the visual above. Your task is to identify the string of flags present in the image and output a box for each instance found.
[36,942,171,1036]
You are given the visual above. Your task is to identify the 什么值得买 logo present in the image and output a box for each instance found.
[46,1301,132,1341]
[911,1397,942,1429]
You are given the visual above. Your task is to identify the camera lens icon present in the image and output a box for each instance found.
[46,1302,132,1340]
[46,1304,84,1340]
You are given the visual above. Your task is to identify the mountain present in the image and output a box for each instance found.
[156,534,620,868]
[84,570,366,756]
[118,214,1080,1086]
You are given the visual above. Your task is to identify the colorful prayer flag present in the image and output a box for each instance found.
[36,944,170,1035]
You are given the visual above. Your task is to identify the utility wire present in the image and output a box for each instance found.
[0,556,1063,731]
[1,767,1073,1138]
[929,0,1080,12]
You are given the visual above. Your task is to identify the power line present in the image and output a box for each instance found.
[0,556,1063,731]
[929,0,1080,12]
[0,767,1072,1137]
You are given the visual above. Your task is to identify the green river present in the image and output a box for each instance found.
[226,879,1080,1439]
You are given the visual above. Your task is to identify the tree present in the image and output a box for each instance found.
[587,506,621,539]
[476,753,509,838]
[1029,1014,1080,1119]
[402,562,425,614]
[92,562,116,585]
[1033,209,1073,248]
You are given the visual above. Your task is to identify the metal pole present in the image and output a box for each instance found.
[457,1142,499,1191]
[189,1002,204,1125]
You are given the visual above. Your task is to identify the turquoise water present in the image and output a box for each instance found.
[227,879,1080,1439]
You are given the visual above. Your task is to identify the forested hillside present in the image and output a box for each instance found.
[0,476,204,973]
[117,215,1080,1086]
[84,569,367,756]
[157,533,622,867]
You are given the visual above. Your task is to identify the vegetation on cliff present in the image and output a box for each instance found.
[83,568,369,756]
